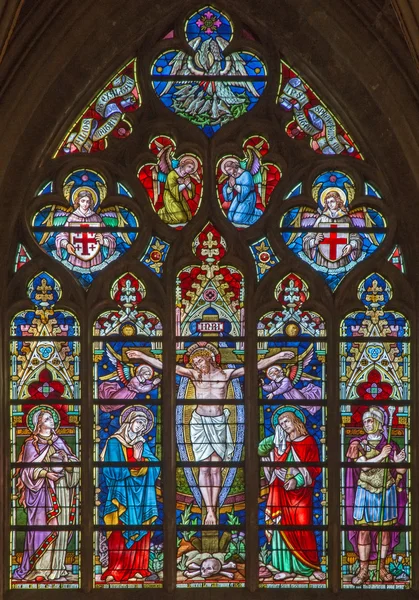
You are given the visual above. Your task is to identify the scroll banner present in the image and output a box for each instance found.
[280,81,345,154]
[70,75,136,152]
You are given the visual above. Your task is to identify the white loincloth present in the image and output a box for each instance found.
[190,409,234,461]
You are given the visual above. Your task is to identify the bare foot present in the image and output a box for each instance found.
[274,571,296,581]
[105,575,114,583]
[135,573,144,579]
[204,509,217,525]
[312,570,326,580]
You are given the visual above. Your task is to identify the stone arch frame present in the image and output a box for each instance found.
[0,0,418,598]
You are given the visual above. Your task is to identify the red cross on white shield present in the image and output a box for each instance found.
[317,223,350,262]
[70,224,100,261]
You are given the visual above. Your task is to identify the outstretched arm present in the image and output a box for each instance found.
[126,350,162,371]
[257,351,294,371]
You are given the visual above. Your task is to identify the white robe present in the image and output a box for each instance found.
[189,409,234,461]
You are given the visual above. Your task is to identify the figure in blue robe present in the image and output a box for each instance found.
[222,164,262,226]
[100,407,160,582]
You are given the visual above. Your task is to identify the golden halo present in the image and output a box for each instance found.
[186,342,219,363]
[179,154,199,173]
[319,186,347,210]
[71,186,99,210]
[220,157,240,176]
[119,404,154,434]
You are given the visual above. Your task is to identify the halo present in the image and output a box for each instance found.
[319,186,347,210]
[271,405,306,429]
[185,342,220,364]
[220,156,240,176]
[136,363,153,377]
[26,405,61,432]
[267,365,283,378]
[179,154,199,172]
[119,404,154,434]
[70,186,100,210]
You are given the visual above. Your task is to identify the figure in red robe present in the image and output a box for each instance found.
[258,407,326,581]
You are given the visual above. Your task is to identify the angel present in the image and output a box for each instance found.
[219,141,269,226]
[287,182,382,270]
[157,36,261,124]
[152,141,201,225]
[262,346,321,413]
[98,346,161,412]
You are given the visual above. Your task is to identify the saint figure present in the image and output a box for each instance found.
[345,406,407,585]
[13,408,79,583]
[258,407,325,582]
[100,406,160,583]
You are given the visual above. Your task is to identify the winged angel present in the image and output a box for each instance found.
[286,183,382,270]
[98,345,161,412]
[151,140,201,226]
[262,346,321,413]
[38,182,131,270]
[158,36,261,126]
[219,140,269,226]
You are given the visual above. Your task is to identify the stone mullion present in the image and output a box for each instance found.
[246,277,259,591]
[81,300,92,591]
[163,269,177,591]
[328,309,340,591]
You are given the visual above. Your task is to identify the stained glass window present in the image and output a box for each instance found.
[340,274,411,588]
[93,273,163,587]
[280,170,387,291]
[10,273,81,588]
[175,224,245,586]
[7,2,413,595]
[151,6,267,137]
[32,169,139,288]
[257,274,328,587]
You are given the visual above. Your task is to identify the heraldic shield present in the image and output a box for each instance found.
[317,222,350,263]
[70,224,101,261]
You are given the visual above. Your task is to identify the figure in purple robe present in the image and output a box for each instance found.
[262,347,321,416]
[13,408,79,583]
[345,406,407,585]
[99,363,161,412]
[55,190,116,270]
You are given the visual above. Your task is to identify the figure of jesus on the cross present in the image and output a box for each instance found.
[127,343,293,525]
